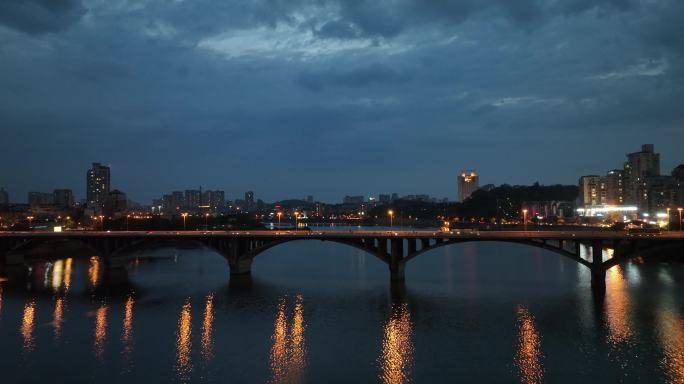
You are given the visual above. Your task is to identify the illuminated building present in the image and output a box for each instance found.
[87,163,111,211]
[624,144,660,208]
[579,175,604,207]
[604,170,625,205]
[457,170,479,202]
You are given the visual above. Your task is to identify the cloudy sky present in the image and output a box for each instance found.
[1,0,683,203]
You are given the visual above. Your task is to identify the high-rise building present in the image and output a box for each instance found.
[604,170,625,205]
[245,191,254,210]
[185,189,201,211]
[172,191,184,211]
[87,163,111,210]
[579,175,604,207]
[457,170,479,202]
[643,176,677,213]
[53,189,74,209]
[202,190,225,212]
[28,191,54,206]
[104,189,127,216]
[379,194,391,203]
[624,144,660,207]
[0,188,8,205]
[673,164,684,206]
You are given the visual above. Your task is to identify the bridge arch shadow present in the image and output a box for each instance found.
[5,238,101,264]
[402,239,593,269]
[249,238,390,264]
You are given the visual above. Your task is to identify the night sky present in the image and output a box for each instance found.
[1,0,683,204]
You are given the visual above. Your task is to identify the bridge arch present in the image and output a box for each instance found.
[5,237,102,264]
[248,238,390,264]
[108,238,225,259]
[603,242,684,270]
[402,238,593,269]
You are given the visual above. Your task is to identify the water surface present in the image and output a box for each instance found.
[0,233,683,383]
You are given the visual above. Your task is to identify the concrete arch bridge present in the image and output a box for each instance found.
[1,230,682,290]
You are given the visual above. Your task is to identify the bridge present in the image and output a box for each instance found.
[1,230,682,290]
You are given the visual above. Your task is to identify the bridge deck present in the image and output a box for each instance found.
[0,230,681,241]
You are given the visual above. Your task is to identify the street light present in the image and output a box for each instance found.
[181,213,188,231]
[98,215,105,231]
[277,212,282,228]
[126,214,130,231]
[678,208,683,231]
[667,208,671,231]
[522,209,528,231]
[205,213,210,230]
[27,216,34,230]
[388,210,394,228]
[294,211,299,229]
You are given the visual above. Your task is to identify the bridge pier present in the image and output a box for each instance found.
[229,257,253,275]
[591,241,606,291]
[389,238,405,281]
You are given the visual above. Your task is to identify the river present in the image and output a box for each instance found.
[0,228,683,383]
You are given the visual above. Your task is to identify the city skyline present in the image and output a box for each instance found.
[1,141,683,206]
[2,1,684,203]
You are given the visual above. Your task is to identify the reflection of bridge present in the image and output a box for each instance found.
[1,230,682,289]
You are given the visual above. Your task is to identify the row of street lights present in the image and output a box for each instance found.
[16,206,684,232]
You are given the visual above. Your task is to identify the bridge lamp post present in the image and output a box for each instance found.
[181,213,188,231]
[27,216,34,230]
[277,212,282,228]
[294,212,299,229]
[678,208,683,231]
[522,209,528,232]
[388,210,394,228]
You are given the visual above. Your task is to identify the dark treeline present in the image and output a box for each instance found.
[368,183,578,221]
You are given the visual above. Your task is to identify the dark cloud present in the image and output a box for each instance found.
[0,0,683,203]
[314,19,363,39]
[0,0,86,34]
[297,64,412,91]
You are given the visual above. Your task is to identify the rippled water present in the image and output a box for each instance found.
[1,234,683,383]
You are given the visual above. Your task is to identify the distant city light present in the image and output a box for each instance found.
[576,205,638,216]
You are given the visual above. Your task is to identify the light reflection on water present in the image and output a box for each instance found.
[53,297,64,339]
[21,300,36,353]
[122,294,135,367]
[94,303,108,361]
[605,266,632,346]
[63,257,73,292]
[379,302,414,384]
[657,309,684,384]
[201,293,214,363]
[269,295,307,384]
[514,305,544,384]
[0,241,683,383]
[176,300,193,382]
[51,259,64,292]
[89,256,100,288]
